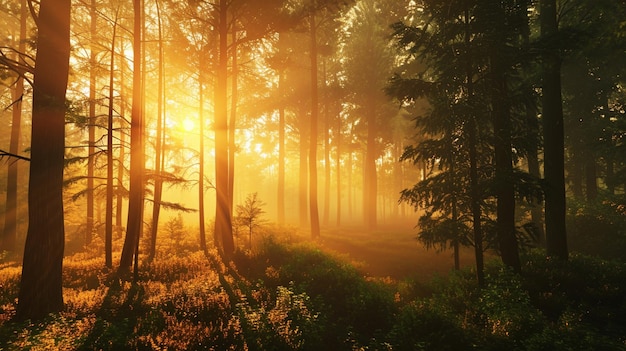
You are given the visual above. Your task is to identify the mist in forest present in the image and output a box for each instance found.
[0,0,624,281]
[1,0,626,348]
[1,0,423,257]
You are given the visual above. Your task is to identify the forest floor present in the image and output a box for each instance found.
[1,225,625,350]
[310,226,478,281]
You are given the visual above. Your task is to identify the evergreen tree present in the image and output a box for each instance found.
[119,0,145,273]
[540,0,568,260]
[389,0,493,284]
[390,0,538,280]
[16,0,71,320]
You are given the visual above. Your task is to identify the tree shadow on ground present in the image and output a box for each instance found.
[77,274,154,351]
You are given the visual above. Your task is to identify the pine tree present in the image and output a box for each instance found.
[16,0,71,320]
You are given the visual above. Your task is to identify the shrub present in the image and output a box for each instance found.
[237,284,323,351]
[235,238,400,348]
[521,250,626,346]
[567,196,626,260]
[478,267,545,348]
[387,301,472,350]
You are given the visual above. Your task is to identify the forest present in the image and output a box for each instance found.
[1,0,626,349]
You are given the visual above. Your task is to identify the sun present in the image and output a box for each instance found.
[182,118,195,132]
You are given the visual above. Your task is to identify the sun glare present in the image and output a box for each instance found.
[182,118,195,132]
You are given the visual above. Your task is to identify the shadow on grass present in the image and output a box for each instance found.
[76,274,157,351]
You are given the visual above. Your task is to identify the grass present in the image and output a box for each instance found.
[1,226,626,350]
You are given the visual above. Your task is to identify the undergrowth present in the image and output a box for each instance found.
[1,233,625,350]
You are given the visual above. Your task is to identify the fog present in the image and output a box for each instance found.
[2,0,626,348]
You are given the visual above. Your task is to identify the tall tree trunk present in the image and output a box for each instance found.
[299,109,308,227]
[278,68,286,224]
[229,25,238,215]
[322,60,330,226]
[309,10,320,238]
[116,37,127,240]
[149,1,165,261]
[527,142,545,243]
[491,50,521,273]
[116,115,125,240]
[119,0,145,272]
[16,0,70,321]
[336,110,341,226]
[105,11,119,269]
[488,3,521,272]
[364,106,377,230]
[87,0,98,246]
[198,69,207,254]
[347,146,353,220]
[214,0,234,257]
[465,4,484,287]
[522,20,545,245]
[134,0,147,280]
[1,0,26,254]
[540,0,568,260]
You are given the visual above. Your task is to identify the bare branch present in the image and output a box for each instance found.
[0,149,30,162]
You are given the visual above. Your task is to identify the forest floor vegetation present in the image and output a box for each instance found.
[0,226,625,350]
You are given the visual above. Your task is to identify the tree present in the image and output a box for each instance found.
[119,0,145,273]
[168,0,214,255]
[540,0,568,260]
[198,68,209,254]
[308,3,321,238]
[214,0,235,258]
[115,32,128,242]
[105,6,121,269]
[148,0,166,261]
[1,0,27,255]
[235,192,266,249]
[224,0,291,235]
[559,0,626,203]
[86,0,98,246]
[389,0,527,285]
[342,0,399,230]
[275,35,287,225]
[16,0,71,320]
[479,0,522,272]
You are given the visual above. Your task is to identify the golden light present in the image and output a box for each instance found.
[182,118,195,132]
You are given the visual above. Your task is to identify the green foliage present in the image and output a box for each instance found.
[478,268,545,347]
[389,0,540,265]
[2,233,626,350]
[236,283,323,351]
[387,301,472,350]
[566,195,626,260]
[522,250,626,327]
[515,251,626,350]
[234,237,397,348]
[388,255,626,350]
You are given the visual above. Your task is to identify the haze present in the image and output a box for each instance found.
[1,0,626,349]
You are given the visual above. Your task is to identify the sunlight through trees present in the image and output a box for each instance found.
[0,0,626,337]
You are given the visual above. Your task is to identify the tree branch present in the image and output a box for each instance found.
[0,149,30,162]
